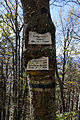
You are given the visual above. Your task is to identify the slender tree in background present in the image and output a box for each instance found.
[55,6,80,118]
[0,0,26,119]
[21,0,56,119]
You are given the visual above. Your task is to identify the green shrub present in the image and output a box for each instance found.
[56,112,77,120]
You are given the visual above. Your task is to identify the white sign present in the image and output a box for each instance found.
[27,57,49,70]
[28,31,52,44]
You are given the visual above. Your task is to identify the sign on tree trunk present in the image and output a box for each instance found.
[28,31,52,44]
[27,57,49,70]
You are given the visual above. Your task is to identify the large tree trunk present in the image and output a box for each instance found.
[21,0,56,120]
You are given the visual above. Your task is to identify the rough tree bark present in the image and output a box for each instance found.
[21,0,56,120]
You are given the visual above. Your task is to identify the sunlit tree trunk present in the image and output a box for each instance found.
[21,0,56,119]
[13,0,18,118]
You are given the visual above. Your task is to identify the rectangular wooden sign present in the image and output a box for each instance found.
[27,57,49,70]
[28,31,52,44]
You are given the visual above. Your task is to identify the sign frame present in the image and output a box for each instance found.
[27,57,49,70]
[28,31,52,45]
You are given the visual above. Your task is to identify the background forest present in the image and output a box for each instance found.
[0,0,80,120]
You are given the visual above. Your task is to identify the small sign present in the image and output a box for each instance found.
[27,57,49,70]
[28,31,52,44]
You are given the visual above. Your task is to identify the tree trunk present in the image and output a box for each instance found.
[21,0,56,120]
